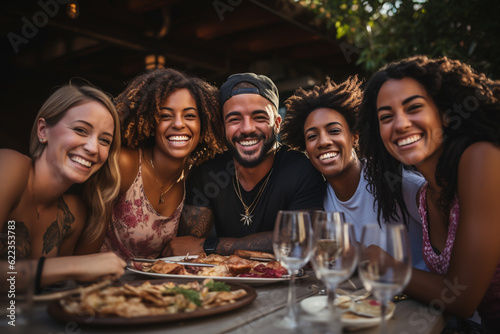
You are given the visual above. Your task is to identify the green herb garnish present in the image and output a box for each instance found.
[204,280,231,292]
[165,287,201,307]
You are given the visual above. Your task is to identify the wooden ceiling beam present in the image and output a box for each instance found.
[126,0,179,14]
[248,0,337,45]
[232,25,320,53]
[288,41,342,60]
[194,7,280,40]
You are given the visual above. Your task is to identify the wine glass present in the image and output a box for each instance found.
[358,224,412,333]
[311,212,357,333]
[273,210,313,328]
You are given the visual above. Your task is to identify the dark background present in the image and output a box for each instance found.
[1,0,360,154]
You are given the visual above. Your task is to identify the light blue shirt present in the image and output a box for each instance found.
[323,166,428,271]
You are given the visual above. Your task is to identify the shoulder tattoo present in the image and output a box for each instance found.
[42,197,75,255]
[0,221,31,259]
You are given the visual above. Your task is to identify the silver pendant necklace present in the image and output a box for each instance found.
[233,168,273,226]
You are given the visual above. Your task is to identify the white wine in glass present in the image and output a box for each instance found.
[311,211,357,333]
[358,224,412,333]
[272,210,313,329]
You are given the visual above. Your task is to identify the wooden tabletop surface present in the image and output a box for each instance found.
[26,270,449,334]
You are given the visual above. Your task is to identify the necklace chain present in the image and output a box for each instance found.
[233,168,273,226]
[148,150,185,204]
[32,173,40,220]
[32,168,61,221]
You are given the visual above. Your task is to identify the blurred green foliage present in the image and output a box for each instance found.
[296,0,500,78]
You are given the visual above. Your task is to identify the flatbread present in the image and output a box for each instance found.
[60,279,247,318]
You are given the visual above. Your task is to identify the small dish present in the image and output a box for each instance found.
[300,295,396,331]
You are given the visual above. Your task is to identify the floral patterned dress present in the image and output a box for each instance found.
[101,149,183,259]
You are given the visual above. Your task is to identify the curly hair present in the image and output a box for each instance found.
[358,55,500,224]
[30,84,121,243]
[116,68,225,165]
[281,76,363,151]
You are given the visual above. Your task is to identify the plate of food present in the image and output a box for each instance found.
[300,295,396,331]
[47,278,256,326]
[127,251,294,286]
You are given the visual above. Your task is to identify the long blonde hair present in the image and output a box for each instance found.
[30,84,121,244]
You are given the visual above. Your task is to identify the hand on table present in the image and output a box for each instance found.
[72,252,127,281]
[163,236,204,256]
[42,252,126,287]
[363,244,408,271]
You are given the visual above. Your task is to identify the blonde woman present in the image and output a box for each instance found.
[0,84,125,291]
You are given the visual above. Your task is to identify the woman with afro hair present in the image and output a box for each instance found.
[281,76,426,268]
[358,55,500,331]
[100,68,224,260]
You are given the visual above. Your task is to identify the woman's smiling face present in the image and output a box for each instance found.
[304,107,357,180]
[376,77,444,168]
[155,88,201,161]
[41,100,115,184]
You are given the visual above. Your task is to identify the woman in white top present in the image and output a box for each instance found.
[281,76,427,269]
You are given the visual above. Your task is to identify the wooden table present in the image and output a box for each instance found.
[25,271,449,334]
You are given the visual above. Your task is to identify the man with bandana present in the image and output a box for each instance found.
[166,73,325,256]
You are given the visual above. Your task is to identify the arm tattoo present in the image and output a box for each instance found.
[178,205,214,238]
[42,197,75,255]
[0,221,31,259]
[217,232,273,255]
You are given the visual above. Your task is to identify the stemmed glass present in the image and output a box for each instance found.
[358,224,412,333]
[273,210,313,328]
[310,211,358,333]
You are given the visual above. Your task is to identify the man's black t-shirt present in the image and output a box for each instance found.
[185,146,325,237]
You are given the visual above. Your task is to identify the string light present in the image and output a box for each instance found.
[145,54,166,70]
[67,0,80,19]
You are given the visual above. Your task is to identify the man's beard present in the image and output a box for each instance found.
[226,131,278,168]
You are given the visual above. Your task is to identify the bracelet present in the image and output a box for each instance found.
[35,256,46,295]
[203,236,220,255]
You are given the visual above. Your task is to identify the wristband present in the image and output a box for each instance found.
[203,236,220,255]
[35,256,46,295]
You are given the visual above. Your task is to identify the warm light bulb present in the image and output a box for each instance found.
[145,54,166,70]
[67,0,80,19]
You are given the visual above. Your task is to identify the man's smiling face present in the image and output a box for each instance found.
[222,93,281,168]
